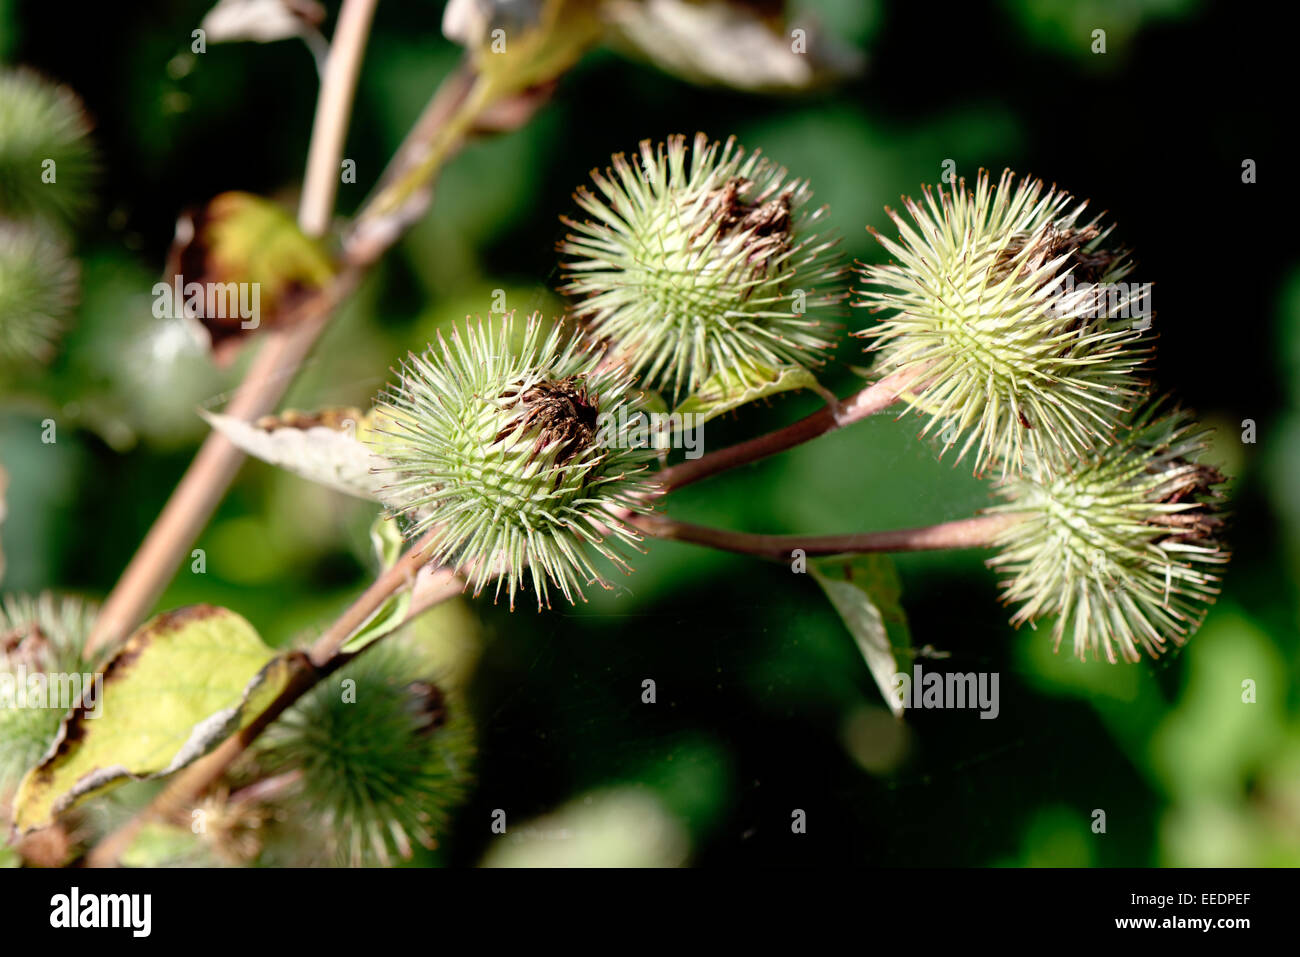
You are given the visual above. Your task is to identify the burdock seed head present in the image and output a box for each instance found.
[986,401,1229,663]
[856,169,1151,479]
[0,220,79,366]
[255,645,475,867]
[0,68,96,226]
[369,313,657,610]
[560,132,845,400]
[0,593,98,792]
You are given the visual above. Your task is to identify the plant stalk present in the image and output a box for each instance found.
[653,365,925,493]
[636,512,1023,561]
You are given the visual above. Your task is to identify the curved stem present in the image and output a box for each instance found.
[345,63,486,264]
[307,528,449,666]
[654,365,924,493]
[635,512,1024,562]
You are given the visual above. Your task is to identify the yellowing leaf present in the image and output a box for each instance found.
[675,362,818,426]
[164,191,336,356]
[810,556,913,717]
[12,605,289,833]
[444,0,602,96]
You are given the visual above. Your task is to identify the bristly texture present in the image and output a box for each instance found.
[369,313,657,610]
[0,220,79,365]
[856,168,1151,479]
[560,132,845,400]
[255,646,475,867]
[0,69,96,226]
[986,402,1229,663]
[0,593,98,793]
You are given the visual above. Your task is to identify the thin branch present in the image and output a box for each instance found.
[635,512,1024,561]
[86,529,454,868]
[307,530,451,667]
[225,770,304,811]
[344,61,483,266]
[404,562,466,622]
[653,365,925,493]
[299,0,380,237]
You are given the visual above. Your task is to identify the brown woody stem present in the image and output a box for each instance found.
[653,365,924,493]
[635,512,1023,561]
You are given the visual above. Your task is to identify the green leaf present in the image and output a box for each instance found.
[675,362,819,427]
[339,514,414,654]
[12,605,290,833]
[370,509,404,568]
[809,555,912,716]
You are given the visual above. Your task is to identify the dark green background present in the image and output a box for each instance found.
[2,0,1296,865]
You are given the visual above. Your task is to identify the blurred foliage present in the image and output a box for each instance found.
[0,0,1295,866]
[1002,0,1203,62]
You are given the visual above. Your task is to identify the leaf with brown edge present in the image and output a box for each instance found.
[162,191,336,360]
[199,405,399,503]
[10,605,292,834]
